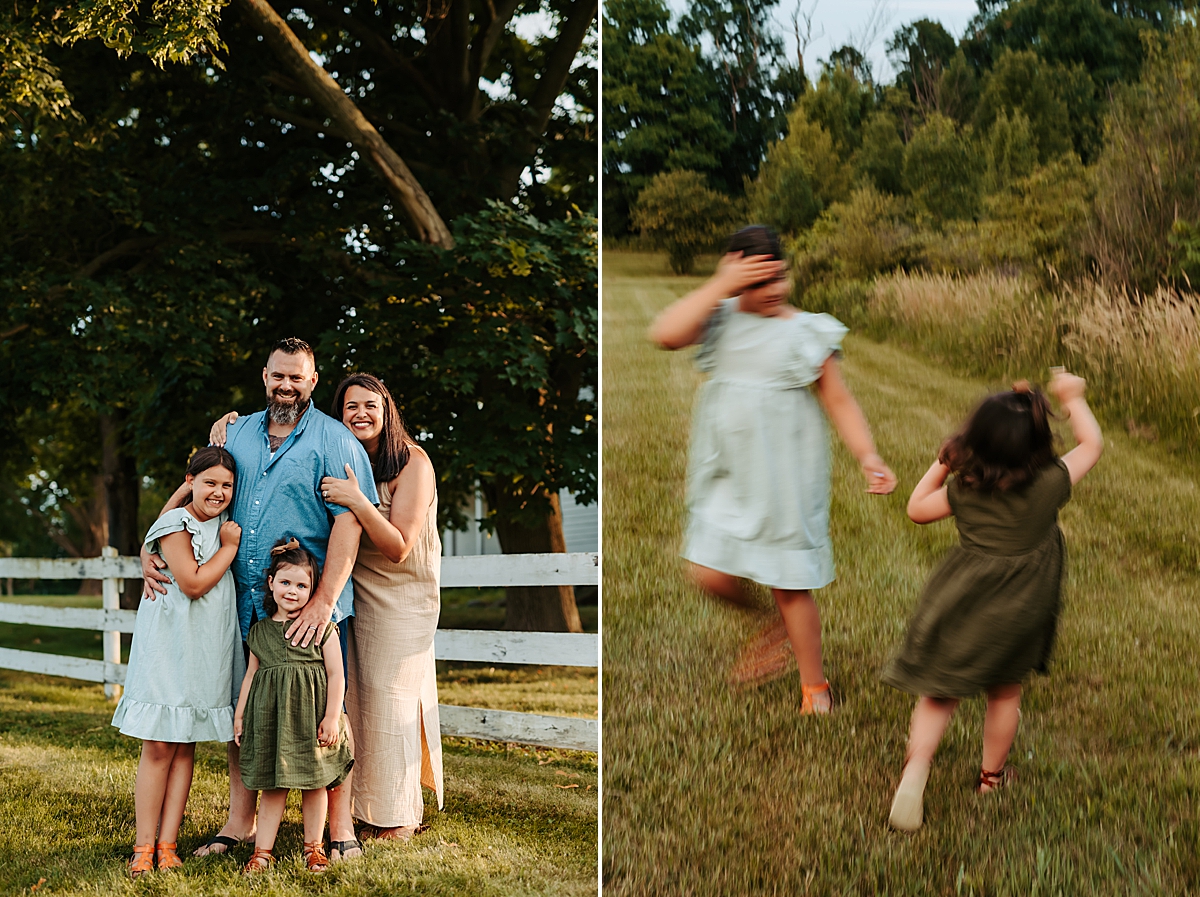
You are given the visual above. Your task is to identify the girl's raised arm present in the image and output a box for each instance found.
[158,521,241,600]
[649,253,784,349]
[233,652,260,746]
[317,633,346,748]
[907,461,953,524]
[1049,371,1103,485]
[814,356,898,495]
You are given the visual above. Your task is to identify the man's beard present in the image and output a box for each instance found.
[267,393,310,426]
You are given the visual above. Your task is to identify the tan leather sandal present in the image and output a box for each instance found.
[128,844,155,879]
[303,841,329,873]
[800,680,832,715]
[243,847,274,874]
[155,841,183,871]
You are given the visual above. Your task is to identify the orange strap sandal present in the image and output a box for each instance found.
[155,842,183,871]
[243,847,275,874]
[800,680,832,715]
[128,844,155,879]
[303,841,330,873]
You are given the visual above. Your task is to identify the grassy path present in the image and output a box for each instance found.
[602,252,1200,895]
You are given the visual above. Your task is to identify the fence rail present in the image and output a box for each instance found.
[0,551,598,752]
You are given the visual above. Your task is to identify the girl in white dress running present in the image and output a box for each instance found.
[650,225,897,713]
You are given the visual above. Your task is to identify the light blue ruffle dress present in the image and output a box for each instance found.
[682,298,849,590]
[111,508,238,743]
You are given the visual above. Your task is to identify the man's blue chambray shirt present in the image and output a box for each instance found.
[223,405,379,639]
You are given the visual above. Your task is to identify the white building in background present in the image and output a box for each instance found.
[441,489,597,557]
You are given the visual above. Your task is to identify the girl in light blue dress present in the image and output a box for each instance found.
[651,225,898,713]
[111,446,241,876]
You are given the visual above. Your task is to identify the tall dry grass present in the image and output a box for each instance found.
[818,270,1200,452]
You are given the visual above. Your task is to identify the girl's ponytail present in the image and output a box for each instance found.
[940,384,1056,492]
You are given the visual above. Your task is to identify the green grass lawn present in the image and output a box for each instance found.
[0,600,595,894]
[602,251,1200,895]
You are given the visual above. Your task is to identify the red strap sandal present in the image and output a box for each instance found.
[977,766,1016,793]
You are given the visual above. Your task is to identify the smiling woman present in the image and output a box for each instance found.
[319,373,445,841]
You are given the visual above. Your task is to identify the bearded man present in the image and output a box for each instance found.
[142,337,377,861]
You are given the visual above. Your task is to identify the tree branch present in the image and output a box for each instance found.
[496,0,596,199]
[236,0,454,247]
[467,0,523,119]
[297,0,442,109]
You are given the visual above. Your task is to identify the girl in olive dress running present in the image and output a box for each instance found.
[651,225,898,714]
[883,371,1102,832]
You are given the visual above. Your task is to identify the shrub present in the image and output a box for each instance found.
[902,113,983,224]
[982,109,1038,194]
[631,170,739,274]
[1087,22,1200,291]
[854,110,906,195]
[747,106,852,236]
[973,49,1075,164]
[791,185,921,289]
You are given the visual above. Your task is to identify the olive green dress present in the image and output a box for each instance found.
[882,460,1072,698]
[239,620,354,791]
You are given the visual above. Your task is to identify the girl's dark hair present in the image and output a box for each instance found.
[939,386,1057,492]
[263,538,321,617]
[177,446,237,510]
[330,373,415,483]
[187,446,237,479]
[725,224,783,261]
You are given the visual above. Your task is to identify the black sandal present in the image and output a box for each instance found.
[328,838,364,860]
[195,834,244,856]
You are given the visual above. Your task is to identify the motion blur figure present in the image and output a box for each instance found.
[883,371,1103,831]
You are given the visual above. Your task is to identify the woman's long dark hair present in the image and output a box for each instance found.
[939,385,1057,492]
[331,373,414,483]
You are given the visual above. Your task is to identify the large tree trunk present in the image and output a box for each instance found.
[100,411,141,608]
[488,489,582,633]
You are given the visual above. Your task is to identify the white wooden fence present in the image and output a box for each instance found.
[0,550,598,752]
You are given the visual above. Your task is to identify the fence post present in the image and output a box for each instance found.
[101,547,122,702]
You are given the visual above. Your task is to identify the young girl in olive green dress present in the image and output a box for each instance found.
[234,539,354,872]
[883,371,1103,832]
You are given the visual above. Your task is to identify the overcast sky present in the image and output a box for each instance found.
[667,0,982,84]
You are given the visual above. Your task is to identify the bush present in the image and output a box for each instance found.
[902,113,982,224]
[973,49,1075,164]
[747,106,852,236]
[791,185,920,289]
[1087,22,1200,291]
[854,109,906,195]
[631,170,738,274]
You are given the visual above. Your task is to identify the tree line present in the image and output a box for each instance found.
[606,0,1199,292]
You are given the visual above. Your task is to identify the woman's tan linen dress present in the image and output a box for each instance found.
[346,474,444,826]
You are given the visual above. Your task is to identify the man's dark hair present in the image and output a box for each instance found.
[267,337,314,364]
